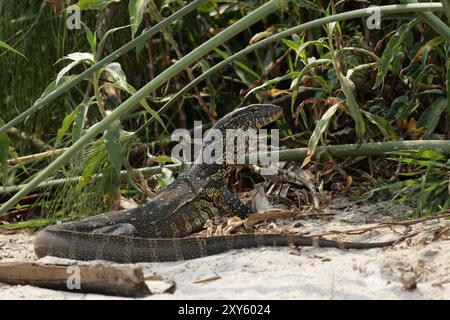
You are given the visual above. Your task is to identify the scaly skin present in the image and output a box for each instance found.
[34,104,402,263]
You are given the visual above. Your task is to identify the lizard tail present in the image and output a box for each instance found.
[34,226,404,263]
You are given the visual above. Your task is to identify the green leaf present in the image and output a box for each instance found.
[77,140,106,190]
[336,72,365,137]
[129,0,150,38]
[302,103,339,167]
[282,38,300,51]
[362,110,397,139]
[81,23,97,55]
[417,97,448,137]
[104,122,122,173]
[0,118,9,186]
[77,0,121,10]
[155,167,174,188]
[0,40,27,59]
[55,110,77,148]
[374,19,418,89]
[102,121,122,207]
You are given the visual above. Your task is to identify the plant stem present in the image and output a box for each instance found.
[3,140,450,195]
[247,140,450,163]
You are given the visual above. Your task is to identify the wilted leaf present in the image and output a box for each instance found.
[104,62,127,89]
[56,52,94,85]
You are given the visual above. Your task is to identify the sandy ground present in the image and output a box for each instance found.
[0,198,449,300]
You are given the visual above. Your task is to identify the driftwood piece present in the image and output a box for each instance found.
[0,262,151,297]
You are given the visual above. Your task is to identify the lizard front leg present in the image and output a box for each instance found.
[216,187,251,219]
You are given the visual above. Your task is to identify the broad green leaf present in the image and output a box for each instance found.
[282,39,300,51]
[336,72,365,137]
[296,39,328,64]
[302,103,339,167]
[55,110,77,148]
[104,121,122,173]
[0,40,26,59]
[0,118,9,186]
[81,22,97,55]
[417,97,448,137]
[102,121,122,208]
[362,110,397,139]
[77,0,121,10]
[129,0,150,38]
[374,19,418,89]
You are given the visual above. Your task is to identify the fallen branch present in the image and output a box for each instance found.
[0,262,151,297]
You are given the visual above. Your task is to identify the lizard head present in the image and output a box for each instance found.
[213,104,283,131]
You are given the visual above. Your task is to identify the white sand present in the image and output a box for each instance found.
[1,198,449,300]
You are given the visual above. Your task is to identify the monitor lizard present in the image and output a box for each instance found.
[34,104,404,263]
